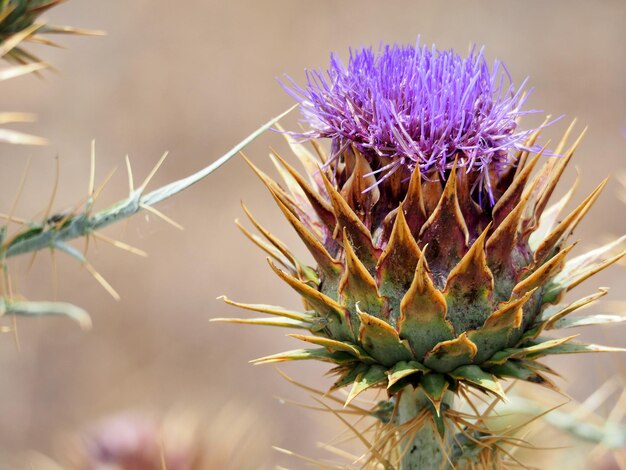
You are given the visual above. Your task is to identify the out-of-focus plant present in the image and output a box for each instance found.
[0,0,104,144]
[17,404,276,469]
[217,42,625,468]
[0,1,291,327]
[0,0,100,65]
[0,3,293,469]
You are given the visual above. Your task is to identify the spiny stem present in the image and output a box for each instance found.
[2,105,296,259]
[397,387,454,470]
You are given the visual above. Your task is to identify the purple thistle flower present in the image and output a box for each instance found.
[285,42,546,204]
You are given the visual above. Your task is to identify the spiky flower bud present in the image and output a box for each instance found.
[219,41,625,468]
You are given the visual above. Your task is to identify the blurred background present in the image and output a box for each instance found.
[0,0,624,468]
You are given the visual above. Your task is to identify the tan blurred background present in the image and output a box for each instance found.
[0,0,624,468]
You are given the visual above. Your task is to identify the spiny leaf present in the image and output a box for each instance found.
[241,155,312,242]
[251,348,356,365]
[456,170,485,237]
[240,149,291,198]
[485,335,578,365]
[339,229,385,320]
[424,333,478,373]
[241,202,306,279]
[340,147,380,227]
[554,314,626,329]
[421,178,443,214]
[487,360,557,390]
[386,360,428,389]
[401,165,427,238]
[468,289,535,363]
[492,148,544,228]
[512,243,575,298]
[330,363,369,391]
[269,150,309,210]
[449,365,505,399]
[532,179,607,265]
[559,235,626,276]
[218,296,313,322]
[320,169,380,269]
[266,151,326,241]
[287,334,373,362]
[346,365,388,405]
[486,189,532,293]
[1,22,42,57]
[272,193,342,287]
[483,289,534,331]
[419,162,469,277]
[419,373,449,415]
[544,237,626,302]
[538,288,609,329]
[268,259,352,340]
[269,148,337,231]
[522,126,584,235]
[552,119,579,156]
[528,171,579,251]
[517,358,560,376]
[357,310,412,366]
[525,341,626,359]
[38,23,105,36]
[210,316,311,329]
[376,204,422,321]
[512,116,551,176]
[275,123,322,185]
[399,248,454,360]
[445,226,494,332]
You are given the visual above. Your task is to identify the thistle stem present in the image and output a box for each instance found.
[2,106,296,259]
[397,387,453,470]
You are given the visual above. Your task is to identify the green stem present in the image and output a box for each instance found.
[2,105,296,259]
[397,387,453,470]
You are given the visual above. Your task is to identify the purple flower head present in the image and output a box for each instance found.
[285,42,545,204]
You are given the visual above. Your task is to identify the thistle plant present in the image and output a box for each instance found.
[218,43,626,468]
